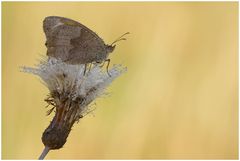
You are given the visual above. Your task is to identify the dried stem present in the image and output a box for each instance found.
[38,146,50,160]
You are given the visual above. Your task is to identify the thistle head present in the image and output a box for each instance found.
[22,57,126,150]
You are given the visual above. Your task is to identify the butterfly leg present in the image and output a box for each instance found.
[83,64,88,76]
[105,59,111,77]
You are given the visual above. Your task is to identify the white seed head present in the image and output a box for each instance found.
[22,57,126,117]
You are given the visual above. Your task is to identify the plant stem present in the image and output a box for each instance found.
[39,146,50,160]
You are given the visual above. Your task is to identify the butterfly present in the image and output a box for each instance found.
[43,16,129,75]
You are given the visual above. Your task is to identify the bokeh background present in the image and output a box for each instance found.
[2,2,238,159]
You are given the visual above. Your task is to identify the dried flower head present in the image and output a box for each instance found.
[22,58,126,158]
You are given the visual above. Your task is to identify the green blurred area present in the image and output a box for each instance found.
[2,2,238,159]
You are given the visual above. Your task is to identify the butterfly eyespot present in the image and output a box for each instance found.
[45,42,48,46]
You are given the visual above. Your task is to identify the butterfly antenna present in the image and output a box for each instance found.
[111,32,130,46]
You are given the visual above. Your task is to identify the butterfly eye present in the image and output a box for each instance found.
[45,42,48,46]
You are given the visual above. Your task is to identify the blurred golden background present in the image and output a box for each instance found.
[2,2,238,159]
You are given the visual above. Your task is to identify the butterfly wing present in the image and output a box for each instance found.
[68,27,108,64]
[43,16,82,61]
[43,16,107,64]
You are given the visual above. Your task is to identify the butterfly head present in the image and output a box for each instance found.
[106,44,116,54]
[107,32,130,54]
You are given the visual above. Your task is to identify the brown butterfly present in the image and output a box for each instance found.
[43,16,129,75]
